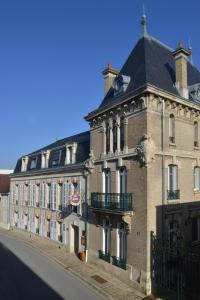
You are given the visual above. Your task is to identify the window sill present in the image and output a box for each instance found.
[194,190,200,194]
[167,199,180,204]
[194,146,200,150]
[169,142,176,147]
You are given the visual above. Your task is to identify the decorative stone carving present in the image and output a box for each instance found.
[84,150,94,172]
[135,134,155,167]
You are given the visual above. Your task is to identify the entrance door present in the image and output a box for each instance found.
[73,225,79,255]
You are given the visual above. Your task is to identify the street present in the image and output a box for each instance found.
[0,233,104,300]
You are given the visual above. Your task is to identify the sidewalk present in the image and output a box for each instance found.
[0,228,146,300]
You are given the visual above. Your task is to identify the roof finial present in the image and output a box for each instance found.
[142,3,146,17]
[141,4,147,37]
[188,38,193,63]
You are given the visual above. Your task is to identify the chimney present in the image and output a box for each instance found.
[102,63,119,96]
[173,42,190,98]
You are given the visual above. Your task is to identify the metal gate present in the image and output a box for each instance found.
[151,232,200,300]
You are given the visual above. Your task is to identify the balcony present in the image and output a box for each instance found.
[91,193,133,212]
[98,250,110,263]
[112,256,127,270]
[167,190,180,200]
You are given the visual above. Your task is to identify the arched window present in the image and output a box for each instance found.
[113,120,117,152]
[194,122,198,147]
[194,167,200,191]
[120,117,125,151]
[106,123,110,153]
[169,114,175,143]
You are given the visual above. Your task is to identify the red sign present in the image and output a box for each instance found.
[71,192,80,206]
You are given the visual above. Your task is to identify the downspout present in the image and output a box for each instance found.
[84,172,88,262]
[161,98,165,241]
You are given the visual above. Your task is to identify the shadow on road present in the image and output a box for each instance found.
[0,242,64,300]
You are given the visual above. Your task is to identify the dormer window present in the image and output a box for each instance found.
[65,143,77,164]
[30,157,37,170]
[51,150,61,167]
[21,156,28,172]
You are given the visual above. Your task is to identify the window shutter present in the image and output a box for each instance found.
[172,166,177,190]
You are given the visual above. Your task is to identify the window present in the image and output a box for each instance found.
[50,182,57,210]
[103,169,111,194]
[27,184,31,206]
[120,117,125,151]
[194,122,198,147]
[30,157,37,169]
[50,220,57,241]
[106,123,110,153]
[119,168,127,194]
[168,165,178,191]
[51,150,61,167]
[39,183,46,208]
[69,147,73,164]
[192,217,200,242]
[62,182,69,210]
[118,222,127,261]
[32,184,36,206]
[103,219,111,255]
[194,167,200,191]
[113,120,117,152]
[169,114,175,143]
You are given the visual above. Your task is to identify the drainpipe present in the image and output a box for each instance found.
[84,173,89,262]
[161,98,165,241]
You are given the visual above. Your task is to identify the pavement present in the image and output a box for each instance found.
[0,228,146,300]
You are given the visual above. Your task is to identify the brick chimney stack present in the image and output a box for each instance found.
[173,42,190,99]
[102,64,119,96]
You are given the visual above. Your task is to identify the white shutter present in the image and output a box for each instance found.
[172,166,177,190]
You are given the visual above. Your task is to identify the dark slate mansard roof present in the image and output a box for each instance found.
[87,35,200,117]
[14,131,90,173]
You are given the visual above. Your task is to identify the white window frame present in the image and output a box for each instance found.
[168,165,178,191]
[40,183,46,208]
[194,167,200,191]
[50,182,57,210]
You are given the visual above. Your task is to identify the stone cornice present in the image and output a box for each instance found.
[10,163,86,179]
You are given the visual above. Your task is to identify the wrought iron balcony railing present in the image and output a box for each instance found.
[112,256,127,270]
[91,193,133,212]
[98,250,110,263]
[167,190,180,200]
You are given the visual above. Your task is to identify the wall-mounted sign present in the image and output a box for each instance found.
[71,192,80,206]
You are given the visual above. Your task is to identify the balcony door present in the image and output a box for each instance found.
[103,169,111,207]
[168,165,178,191]
[103,219,111,255]
[119,223,127,261]
[50,220,57,241]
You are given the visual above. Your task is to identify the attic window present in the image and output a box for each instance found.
[30,157,37,169]
[51,150,61,167]
[112,74,131,97]
[189,84,200,102]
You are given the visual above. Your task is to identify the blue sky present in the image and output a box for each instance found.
[0,0,200,169]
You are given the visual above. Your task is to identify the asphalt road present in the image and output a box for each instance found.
[0,233,104,300]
